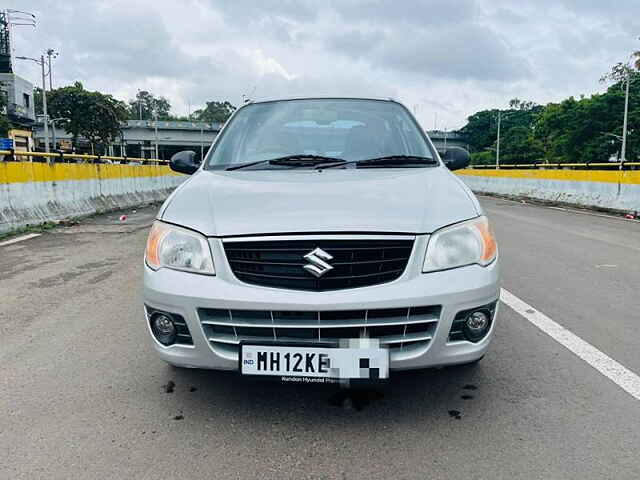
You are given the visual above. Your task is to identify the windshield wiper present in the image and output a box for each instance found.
[354,155,438,168]
[226,155,346,171]
[320,155,439,169]
[226,154,437,171]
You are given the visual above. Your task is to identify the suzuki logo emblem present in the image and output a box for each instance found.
[303,247,334,278]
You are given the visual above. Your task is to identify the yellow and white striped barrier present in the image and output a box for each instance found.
[0,153,184,235]
[457,168,640,213]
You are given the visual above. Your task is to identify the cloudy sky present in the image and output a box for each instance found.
[9,0,639,129]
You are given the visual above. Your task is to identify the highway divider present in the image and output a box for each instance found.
[0,151,183,235]
[457,167,640,213]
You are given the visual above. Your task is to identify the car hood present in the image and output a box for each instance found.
[160,168,479,236]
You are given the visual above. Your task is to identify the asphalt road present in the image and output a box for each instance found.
[1,197,639,479]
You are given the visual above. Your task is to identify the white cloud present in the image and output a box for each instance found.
[246,49,298,82]
[7,0,639,129]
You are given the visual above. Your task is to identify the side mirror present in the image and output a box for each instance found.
[441,146,470,171]
[170,150,200,175]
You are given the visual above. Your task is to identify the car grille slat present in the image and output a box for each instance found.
[199,305,440,355]
[224,239,414,291]
[224,245,412,252]
[206,330,433,346]
[227,257,410,266]
[227,268,405,281]
[200,314,438,329]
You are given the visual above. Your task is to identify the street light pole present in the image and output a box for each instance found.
[49,118,68,152]
[16,55,49,153]
[153,112,159,160]
[40,54,49,153]
[620,68,630,169]
[496,111,501,169]
[121,133,127,158]
[46,48,58,90]
[200,124,204,160]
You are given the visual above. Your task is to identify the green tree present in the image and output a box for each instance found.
[46,82,128,153]
[458,65,640,166]
[531,101,572,163]
[193,100,236,123]
[458,99,543,164]
[500,125,544,164]
[469,151,494,165]
[79,91,128,152]
[458,109,498,154]
[128,90,172,120]
[532,75,640,165]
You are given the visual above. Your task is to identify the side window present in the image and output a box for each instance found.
[23,93,31,109]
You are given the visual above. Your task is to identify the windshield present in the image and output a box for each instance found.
[205,99,434,169]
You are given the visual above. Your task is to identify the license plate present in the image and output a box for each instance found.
[240,341,389,380]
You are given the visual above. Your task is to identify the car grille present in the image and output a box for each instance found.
[198,305,440,356]
[224,239,414,291]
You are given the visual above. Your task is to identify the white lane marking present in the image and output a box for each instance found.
[500,288,640,401]
[0,233,41,247]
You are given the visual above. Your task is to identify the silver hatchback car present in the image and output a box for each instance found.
[143,97,499,382]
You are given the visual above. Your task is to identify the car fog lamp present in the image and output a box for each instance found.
[464,310,490,341]
[151,313,177,345]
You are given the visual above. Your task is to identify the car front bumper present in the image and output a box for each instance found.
[143,236,500,372]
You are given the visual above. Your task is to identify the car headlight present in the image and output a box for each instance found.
[423,216,497,272]
[145,221,215,275]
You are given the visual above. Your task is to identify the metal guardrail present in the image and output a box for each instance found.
[3,150,639,170]
[0,149,169,165]
[469,162,640,170]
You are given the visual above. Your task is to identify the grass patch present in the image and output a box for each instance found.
[0,221,58,241]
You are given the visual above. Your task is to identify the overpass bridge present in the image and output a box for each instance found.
[32,119,223,160]
[30,123,464,160]
[427,130,468,151]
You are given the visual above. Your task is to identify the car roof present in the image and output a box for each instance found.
[244,96,400,105]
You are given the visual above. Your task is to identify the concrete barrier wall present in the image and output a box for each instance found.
[458,169,640,213]
[0,162,185,235]
[3,163,638,235]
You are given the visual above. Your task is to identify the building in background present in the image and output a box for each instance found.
[0,72,35,128]
[7,128,33,152]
